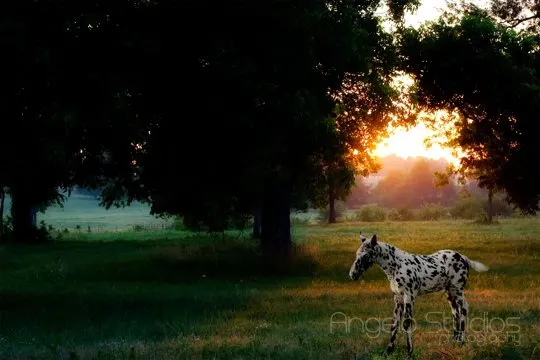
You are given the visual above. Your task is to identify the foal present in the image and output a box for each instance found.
[349,233,488,356]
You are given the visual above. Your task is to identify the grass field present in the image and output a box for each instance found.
[4,194,173,232]
[1,219,539,359]
[4,194,330,233]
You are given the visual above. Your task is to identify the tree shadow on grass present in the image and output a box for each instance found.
[70,241,320,283]
[0,285,254,358]
[0,238,318,358]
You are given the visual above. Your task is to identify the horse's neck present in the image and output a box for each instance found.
[374,242,407,275]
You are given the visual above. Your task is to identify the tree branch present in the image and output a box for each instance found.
[509,13,540,28]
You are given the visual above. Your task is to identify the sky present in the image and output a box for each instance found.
[373,0,488,163]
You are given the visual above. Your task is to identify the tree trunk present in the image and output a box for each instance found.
[10,188,38,243]
[253,208,262,239]
[328,182,336,224]
[261,183,291,257]
[487,188,494,224]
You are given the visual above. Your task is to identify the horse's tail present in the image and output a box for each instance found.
[464,256,489,272]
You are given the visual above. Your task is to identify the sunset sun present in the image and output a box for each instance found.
[372,121,462,166]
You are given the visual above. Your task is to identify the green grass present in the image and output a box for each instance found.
[34,194,172,232]
[1,219,539,359]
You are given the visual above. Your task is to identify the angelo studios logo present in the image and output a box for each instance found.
[329,312,400,337]
[330,311,522,347]
[425,311,521,346]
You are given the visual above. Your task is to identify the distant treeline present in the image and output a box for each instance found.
[345,155,502,210]
[73,156,503,211]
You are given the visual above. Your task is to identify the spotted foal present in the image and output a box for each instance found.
[349,233,488,356]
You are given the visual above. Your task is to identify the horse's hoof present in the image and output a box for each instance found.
[384,344,395,356]
[452,333,465,343]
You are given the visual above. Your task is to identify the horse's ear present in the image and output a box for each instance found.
[370,234,377,246]
[360,232,366,244]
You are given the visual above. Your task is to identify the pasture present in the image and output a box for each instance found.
[34,195,173,232]
[1,214,539,359]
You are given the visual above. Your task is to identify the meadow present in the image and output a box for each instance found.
[1,205,539,359]
[32,195,173,232]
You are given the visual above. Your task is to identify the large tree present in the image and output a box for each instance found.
[91,0,423,255]
[1,3,80,242]
[400,9,540,213]
[2,0,423,248]
[0,0,144,242]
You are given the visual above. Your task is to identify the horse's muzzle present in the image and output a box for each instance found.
[349,271,362,281]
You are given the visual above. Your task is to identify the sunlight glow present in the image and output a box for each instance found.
[403,0,488,28]
[370,1,489,167]
[373,122,461,166]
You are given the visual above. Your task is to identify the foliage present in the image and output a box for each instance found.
[0,217,58,243]
[0,0,144,241]
[418,203,446,220]
[388,207,415,221]
[489,0,540,32]
[83,0,422,248]
[400,9,540,213]
[513,207,539,218]
[449,197,485,220]
[482,194,514,217]
[372,158,458,209]
[474,213,501,225]
[354,204,387,222]
[2,0,422,247]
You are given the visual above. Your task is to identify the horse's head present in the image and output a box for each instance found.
[349,232,378,281]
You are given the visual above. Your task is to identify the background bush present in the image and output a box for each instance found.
[450,197,485,219]
[388,207,415,221]
[482,195,514,217]
[418,203,446,220]
[354,204,387,222]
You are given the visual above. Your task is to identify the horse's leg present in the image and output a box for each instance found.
[447,292,460,340]
[447,289,466,342]
[386,295,403,355]
[402,294,415,357]
[457,295,468,342]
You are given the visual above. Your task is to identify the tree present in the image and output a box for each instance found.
[436,163,501,223]
[317,72,419,224]
[1,0,146,242]
[400,9,540,214]
[92,0,423,255]
[1,3,78,242]
[2,0,423,249]
[489,0,540,31]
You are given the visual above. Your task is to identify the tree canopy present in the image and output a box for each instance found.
[400,9,540,213]
[2,0,421,247]
[3,0,540,247]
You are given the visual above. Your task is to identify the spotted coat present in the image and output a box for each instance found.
[349,233,489,357]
